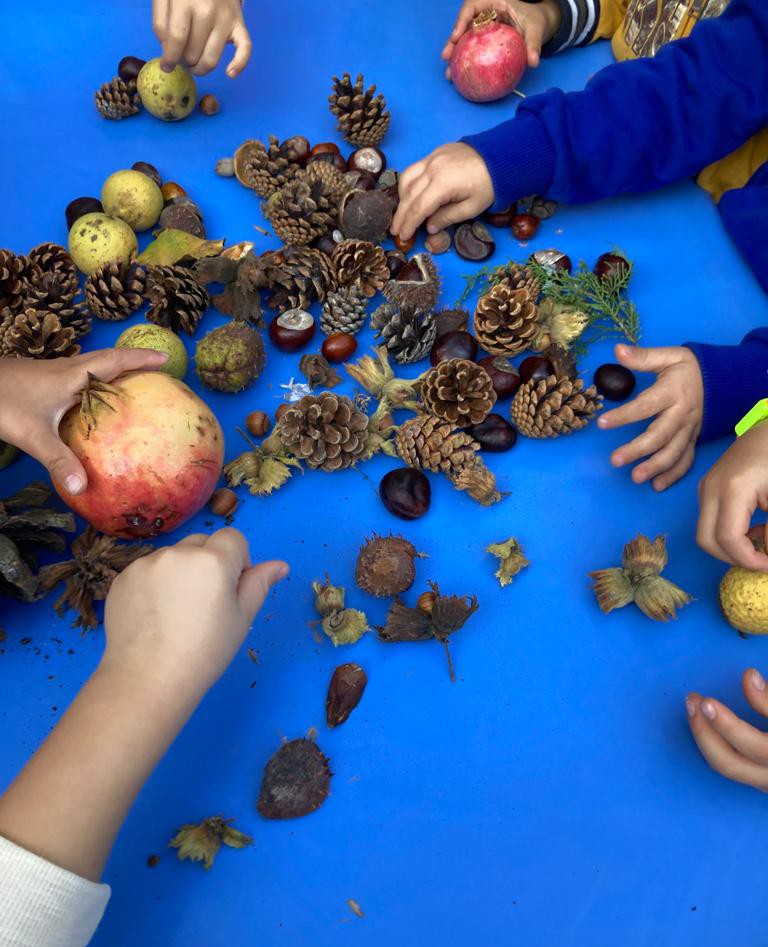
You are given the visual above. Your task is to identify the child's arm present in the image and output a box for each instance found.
[153,0,252,78]
[0,529,288,945]
[0,349,167,496]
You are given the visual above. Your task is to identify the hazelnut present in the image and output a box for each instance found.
[199,94,220,116]
[161,181,186,202]
[417,591,436,614]
[425,230,452,255]
[246,410,271,437]
[210,487,238,517]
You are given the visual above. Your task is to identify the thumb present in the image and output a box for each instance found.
[84,347,169,382]
[237,560,289,621]
[615,344,680,374]
[36,432,88,495]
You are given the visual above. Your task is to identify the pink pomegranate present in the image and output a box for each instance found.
[57,371,224,539]
[450,10,527,103]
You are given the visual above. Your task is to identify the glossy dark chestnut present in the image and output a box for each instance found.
[65,196,103,230]
[379,467,431,520]
[478,356,521,399]
[430,330,478,365]
[454,221,495,261]
[594,363,636,401]
[310,142,341,157]
[386,250,407,278]
[396,259,424,283]
[519,356,554,384]
[315,231,341,256]
[594,252,630,281]
[306,152,348,173]
[347,146,386,178]
[347,170,377,191]
[118,55,146,83]
[468,414,517,452]
[531,248,572,273]
[483,204,516,228]
[321,332,357,363]
[511,214,540,240]
[131,161,162,187]
[269,310,316,353]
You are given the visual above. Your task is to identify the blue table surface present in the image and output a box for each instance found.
[2,2,768,945]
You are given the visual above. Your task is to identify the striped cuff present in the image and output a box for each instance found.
[542,0,599,54]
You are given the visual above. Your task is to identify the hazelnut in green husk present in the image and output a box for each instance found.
[170,816,252,870]
[101,169,164,231]
[322,608,369,646]
[195,322,265,393]
[116,323,188,379]
[137,59,197,121]
[0,441,19,470]
[312,575,346,617]
[68,213,138,276]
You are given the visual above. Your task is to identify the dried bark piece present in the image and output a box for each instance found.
[257,738,332,819]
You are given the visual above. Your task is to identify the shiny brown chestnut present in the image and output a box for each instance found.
[454,221,495,261]
[322,332,357,363]
[118,55,146,83]
[66,196,103,230]
[594,251,630,281]
[315,230,342,256]
[160,181,186,202]
[593,363,636,401]
[478,356,521,399]
[347,146,386,178]
[531,248,572,273]
[379,467,431,520]
[131,161,162,187]
[519,356,554,384]
[430,330,478,365]
[468,414,517,452]
[511,214,540,240]
[310,142,341,157]
[269,309,316,353]
[385,250,407,278]
[484,204,517,228]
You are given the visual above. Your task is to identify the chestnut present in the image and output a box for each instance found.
[386,250,407,278]
[310,142,341,157]
[118,55,146,83]
[347,170,377,191]
[65,196,103,230]
[379,467,431,520]
[511,214,540,240]
[593,363,636,401]
[281,135,311,165]
[347,146,386,178]
[531,248,572,273]
[478,356,520,399]
[269,309,316,353]
[454,221,495,261]
[396,258,425,283]
[210,487,238,517]
[483,204,516,228]
[306,152,348,174]
[246,410,271,437]
[161,181,186,202]
[322,332,357,363]
[468,414,517,452]
[315,230,342,256]
[430,330,478,365]
[394,233,416,254]
[594,251,630,281]
[199,93,220,116]
[519,355,554,384]
[425,230,452,255]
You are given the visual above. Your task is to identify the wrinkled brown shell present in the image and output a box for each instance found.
[355,533,421,597]
[257,738,332,819]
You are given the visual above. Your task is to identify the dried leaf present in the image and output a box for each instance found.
[326,663,367,728]
[486,538,529,588]
[137,230,225,266]
[257,738,331,820]
[170,816,252,870]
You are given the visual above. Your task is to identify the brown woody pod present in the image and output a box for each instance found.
[326,663,367,728]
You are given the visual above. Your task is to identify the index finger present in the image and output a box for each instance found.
[716,489,768,571]
[598,386,667,430]
[153,0,170,39]
[451,2,483,40]
[226,22,252,78]
[161,7,192,71]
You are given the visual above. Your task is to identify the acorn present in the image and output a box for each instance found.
[430,330,477,365]
[210,487,238,517]
[594,363,636,401]
[454,221,495,261]
[269,310,316,353]
[355,533,424,598]
[478,356,520,398]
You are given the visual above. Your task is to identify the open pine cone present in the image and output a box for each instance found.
[0,250,41,315]
[321,286,368,336]
[2,309,80,359]
[329,72,391,147]
[396,415,479,474]
[233,135,303,197]
[278,392,369,471]
[27,243,77,284]
[23,275,90,341]
[473,282,539,356]
[264,175,337,247]
[85,261,147,321]
[266,246,337,313]
[372,305,437,365]
[332,240,388,298]
[146,265,209,335]
[95,77,141,120]
[421,358,496,426]
[511,374,602,438]
[496,262,541,300]
[302,161,352,204]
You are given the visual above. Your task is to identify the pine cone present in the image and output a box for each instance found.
[27,243,77,284]
[511,374,602,438]
[421,358,496,426]
[95,77,141,120]
[496,262,541,300]
[266,246,337,313]
[84,261,147,321]
[0,250,41,315]
[0,308,13,356]
[233,136,302,197]
[329,73,390,147]
[264,175,337,247]
[321,286,368,336]
[23,274,91,341]
[332,240,388,298]
[473,283,539,356]
[146,265,209,335]
[279,392,369,471]
[372,305,437,365]
[395,415,479,474]
[302,161,352,204]
[2,309,80,359]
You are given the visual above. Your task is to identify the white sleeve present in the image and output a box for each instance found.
[0,836,111,947]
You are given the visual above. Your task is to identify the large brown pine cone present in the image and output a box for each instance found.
[421,358,496,426]
[95,77,141,120]
[302,161,352,204]
[473,283,539,356]
[332,240,388,298]
[84,261,147,321]
[372,305,437,365]
[395,415,479,474]
[279,392,369,471]
[266,246,337,313]
[511,374,602,438]
[146,265,209,335]
[0,250,41,315]
[321,286,368,336]
[329,73,391,147]
[27,244,77,284]
[496,262,541,300]
[23,273,91,341]
[2,309,80,359]
[233,136,303,197]
[264,177,337,247]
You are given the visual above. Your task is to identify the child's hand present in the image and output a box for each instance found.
[442,0,562,72]
[687,670,768,792]
[390,143,495,242]
[0,349,167,496]
[697,421,768,571]
[103,528,288,697]
[153,0,252,78]
[597,344,703,492]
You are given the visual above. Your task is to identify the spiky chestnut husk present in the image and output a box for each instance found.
[338,188,394,243]
[382,254,440,314]
[195,322,265,393]
[312,575,346,617]
[257,738,332,820]
[355,533,425,598]
[486,537,529,587]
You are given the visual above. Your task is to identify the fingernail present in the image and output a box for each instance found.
[65,474,84,495]
[227,68,236,78]
[685,698,696,718]
[752,669,766,691]
[701,700,717,721]
[161,62,173,73]
[427,224,437,234]
[277,564,289,581]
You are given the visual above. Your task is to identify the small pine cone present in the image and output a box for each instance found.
[301,162,352,204]
[329,73,391,147]
[3,308,80,359]
[85,261,147,321]
[0,308,13,356]
[332,240,388,298]
[396,415,479,474]
[421,358,496,426]
[279,392,369,471]
[496,262,541,301]
[264,177,336,247]
[473,283,540,356]
[233,136,302,197]
[266,246,337,313]
[23,270,79,313]
[0,250,41,315]
[372,305,437,365]
[27,243,77,284]
[146,265,209,336]
[511,374,603,439]
[95,77,141,120]
[321,286,368,336]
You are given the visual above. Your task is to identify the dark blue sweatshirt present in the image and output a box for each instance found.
[463,0,768,441]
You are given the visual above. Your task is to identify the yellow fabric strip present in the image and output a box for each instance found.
[698,130,768,202]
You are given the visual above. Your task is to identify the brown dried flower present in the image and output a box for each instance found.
[299,353,342,390]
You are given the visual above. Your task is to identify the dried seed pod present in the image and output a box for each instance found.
[486,538,529,587]
[382,253,440,314]
[326,663,367,728]
[454,221,495,261]
[322,608,369,646]
[355,533,424,598]
[448,458,504,506]
[299,352,341,389]
[257,738,332,820]
[169,816,252,870]
[312,575,346,617]
[338,188,394,243]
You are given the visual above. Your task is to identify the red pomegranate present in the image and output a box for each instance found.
[450,10,527,103]
[57,371,224,538]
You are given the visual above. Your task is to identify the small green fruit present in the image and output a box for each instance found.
[0,441,19,470]
[116,323,188,379]
[137,59,197,122]
[195,322,265,393]
[68,213,138,276]
[102,169,163,231]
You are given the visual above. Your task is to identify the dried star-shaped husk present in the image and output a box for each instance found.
[77,374,120,437]
[257,737,332,820]
[194,251,267,326]
[299,353,341,390]
[37,526,152,631]
[322,607,369,646]
[326,662,367,728]
[486,538,529,588]
[448,458,505,506]
[312,575,346,617]
[589,534,692,622]
[170,816,252,870]
[344,347,422,411]
[224,447,301,496]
